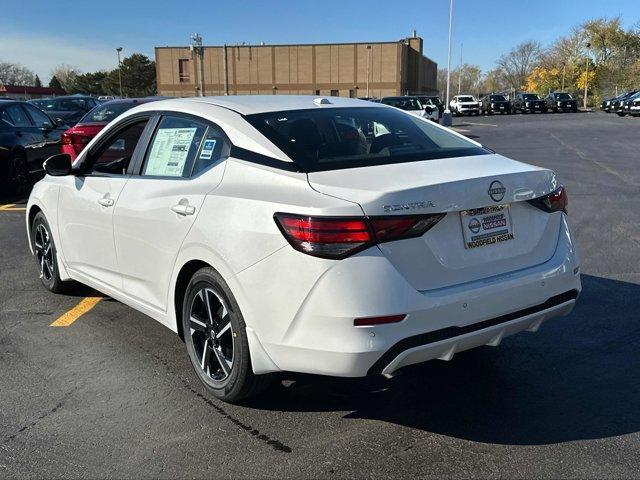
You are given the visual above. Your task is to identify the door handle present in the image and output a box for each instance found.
[98,198,114,207]
[171,204,196,216]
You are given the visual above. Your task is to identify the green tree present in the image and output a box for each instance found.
[34,74,42,88]
[103,53,156,97]
[69,71,109,95]
[48,75,62,89]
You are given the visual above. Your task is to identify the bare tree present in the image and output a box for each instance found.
[496,41,542,90]
[0,61,35,86]
[50,64,81,91]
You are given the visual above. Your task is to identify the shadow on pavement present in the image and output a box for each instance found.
[246,274,640,445]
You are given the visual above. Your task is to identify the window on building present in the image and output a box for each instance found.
[330,90,339,97]
[178,59,190,83]
[349,89,356,98]
[315,90,320,96]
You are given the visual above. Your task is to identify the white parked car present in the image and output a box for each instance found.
[380,96,440,122]
[27,96,581,402]
[450,94,481,116]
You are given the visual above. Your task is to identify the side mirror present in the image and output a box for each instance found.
[55,118,66,127]
[424,105,436,114]
[41,121,53,131]
[44,153,73,177]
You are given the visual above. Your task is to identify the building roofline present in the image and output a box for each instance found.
[154,38,417,50]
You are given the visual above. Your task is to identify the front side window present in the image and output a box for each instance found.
[87,119,148,175]
[246,107,488,172]
[141,116,208,178]
[24,104,53,127]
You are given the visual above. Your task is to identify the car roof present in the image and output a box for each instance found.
[174,95,377,115]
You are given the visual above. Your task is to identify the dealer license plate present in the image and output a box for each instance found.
[460,205,514,249]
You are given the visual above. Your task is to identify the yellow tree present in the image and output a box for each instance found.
[526,67,562,94]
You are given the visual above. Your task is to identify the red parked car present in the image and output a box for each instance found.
[61,98,163,160]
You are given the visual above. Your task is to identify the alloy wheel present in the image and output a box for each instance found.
[34,223,54,282]
[188,287,234,382]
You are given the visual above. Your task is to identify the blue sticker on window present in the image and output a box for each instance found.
[199,139,216,160]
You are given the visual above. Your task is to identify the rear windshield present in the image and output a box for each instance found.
[245,107,489,172]
[80,102,136,123]
[554,93,573,100]
[37,98,86,111]
[380,98,422,111]
[489,95,506,101]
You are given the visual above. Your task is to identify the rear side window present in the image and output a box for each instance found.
[192,124,231,175]
[143,116,207,177]
[4,105,32,127]
[141,115,230,178]
[245,107,488,172]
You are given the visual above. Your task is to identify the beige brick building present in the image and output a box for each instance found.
[155,35,437,98]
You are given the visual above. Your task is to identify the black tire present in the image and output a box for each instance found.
[31,212,67,293]
[7,152,30,196]
[182,267,274,403]
[616,112,626,117]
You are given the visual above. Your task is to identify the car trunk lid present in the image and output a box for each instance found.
[307,153,562,291]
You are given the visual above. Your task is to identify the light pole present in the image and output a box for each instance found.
[583,42,591,110]
[366,45,371,98]
[458,42,462,95]
[116,47,123,98]
[442,0,454,126]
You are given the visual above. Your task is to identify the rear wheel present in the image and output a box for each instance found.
[31,212,66,293]
[7,153,29,196]
[182,267,273,403]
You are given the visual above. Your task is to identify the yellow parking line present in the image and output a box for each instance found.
[0,204,26,211]
[50,297,103,327]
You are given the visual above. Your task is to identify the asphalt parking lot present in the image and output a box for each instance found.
[1,111,639,479]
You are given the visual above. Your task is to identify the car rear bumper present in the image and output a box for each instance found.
[239,214,581,377]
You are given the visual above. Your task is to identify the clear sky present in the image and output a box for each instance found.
[0,0,638,80]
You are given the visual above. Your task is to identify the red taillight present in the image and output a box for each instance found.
[274,213,445,259]
[527,186,568,213]
[61,130,91,147]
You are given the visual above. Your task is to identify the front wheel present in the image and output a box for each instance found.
[31,212,67,293]
[182,267,274,403]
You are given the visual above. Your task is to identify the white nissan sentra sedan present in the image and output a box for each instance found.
[27,96,581,402]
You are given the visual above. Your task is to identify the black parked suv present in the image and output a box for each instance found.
[512,93,547,113]
[0,101,66,194]
[480,94,511,114]
[622,91,640,117]
[611,90,639,116]
[545,92,577,113]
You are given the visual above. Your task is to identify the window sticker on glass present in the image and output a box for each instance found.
[199,139,217,160]
[145,127,197,176]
